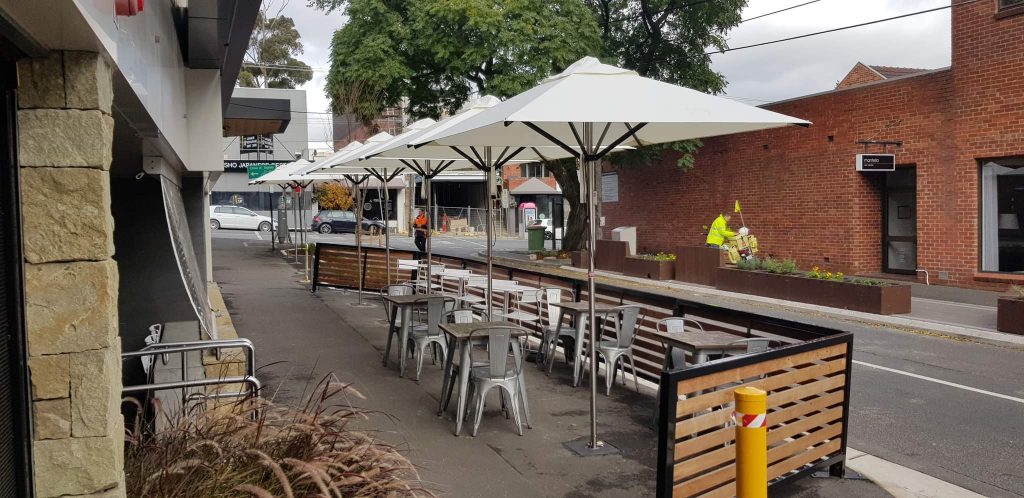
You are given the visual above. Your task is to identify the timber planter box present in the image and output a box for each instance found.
[997,297,1024,335]
[569,240,631,273]
[715,268,912,315]
[622,257,675,280]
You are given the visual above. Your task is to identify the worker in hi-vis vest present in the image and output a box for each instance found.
[705,212,736,248]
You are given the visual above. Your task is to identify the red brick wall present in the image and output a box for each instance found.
[837,63,884,89]
[603,1,1024,289]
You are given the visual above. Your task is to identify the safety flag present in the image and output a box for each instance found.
[734,200,741,213]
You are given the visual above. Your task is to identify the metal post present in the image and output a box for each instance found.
[735,387,768,498]
[584,122,600,450]
[384,174,392,285]
[268,188,275,251]
[485,147,494,319]
[425,161,433,294]
[355,181,364,304]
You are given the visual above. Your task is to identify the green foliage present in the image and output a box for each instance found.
[735,257,761,271]
[238,12,313,89]
[324,0,599,122]
[1011,284,1024,298]
[635,252,677,262]
[851,278,890,287]
[807,266,844,281]
[761,258,798,275]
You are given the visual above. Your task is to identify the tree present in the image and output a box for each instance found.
[314,0,746,250]
[315,183,354,211]
[238,1,314,89]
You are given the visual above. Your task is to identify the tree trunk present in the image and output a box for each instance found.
[548,160,588,251]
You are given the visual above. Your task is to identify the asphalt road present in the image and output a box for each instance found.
[212,230,1024,497]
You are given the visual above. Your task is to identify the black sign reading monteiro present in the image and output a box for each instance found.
[856,154,896,172]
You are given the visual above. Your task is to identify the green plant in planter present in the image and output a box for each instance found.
[736,257,761,271]
[761,258,798,274]
[1008,284,1024,299]
[636,252,677,262]
[807,266,844,281]
[851,278,889,287]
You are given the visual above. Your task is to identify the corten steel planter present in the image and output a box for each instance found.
[623,257,675,280]
[997,297,1024,335]
[715,268,912,315]
[570,239,631,273]
[675,246,729,286]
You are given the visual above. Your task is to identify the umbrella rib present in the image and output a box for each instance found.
[493,146,511,166]
[386,169,405,182]
[449,146,487,171]
[495,147,526,168]
[596,123,612,152]
[522,122,580,159]
[595,123,649,159]
[469,146,487,167]
[365,168,385,183]
[568,123,586,152]
[399,159,427,177]
[530,147,552,163]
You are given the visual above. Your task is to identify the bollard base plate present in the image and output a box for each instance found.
[563,438,619,457]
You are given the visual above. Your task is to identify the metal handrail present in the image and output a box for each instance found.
[128,339,256,379]
[122,375,261,396]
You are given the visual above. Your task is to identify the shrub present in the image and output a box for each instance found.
[736,257,761,271]
[315,183,354,211]
[125,375,430,497]
[807,266,844,281]
[1011,284,1024,298]
[761,258,798,274]
[851,278,889,287]
[636,252,677,262]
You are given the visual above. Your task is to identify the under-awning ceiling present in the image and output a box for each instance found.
[223,97,291,137]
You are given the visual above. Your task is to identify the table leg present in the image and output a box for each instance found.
[546,308,568,372]
[511,339,531,429]
[572,312,586,388]
[438,336,457,416]
[455,338,473,436]
[383,305,398,367]
[399,306,412,377]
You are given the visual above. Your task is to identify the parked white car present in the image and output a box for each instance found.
[210,205,276,231]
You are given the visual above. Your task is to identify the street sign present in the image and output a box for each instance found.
[856,154,896,172]
[247,163,276,179]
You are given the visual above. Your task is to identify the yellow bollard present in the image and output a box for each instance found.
[735,386,767,498]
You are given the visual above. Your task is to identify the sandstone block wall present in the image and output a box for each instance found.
[18,51,125,498]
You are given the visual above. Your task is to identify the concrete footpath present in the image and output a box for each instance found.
[212,237,893,497]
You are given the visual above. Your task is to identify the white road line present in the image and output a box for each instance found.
[254,231,263,241]
[853,360,1024,405]
[912,297,995,311]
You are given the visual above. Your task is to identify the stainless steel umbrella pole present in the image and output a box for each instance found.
[485,147,494,319]
[346,175,374,307]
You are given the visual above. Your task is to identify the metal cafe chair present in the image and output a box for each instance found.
[655,317,705,368]
[466,325,527,436]
[409,296,456,381]
[439,309,490,413]
[381,283,415,352]
[541,288,578,372]
[582,304,646,396]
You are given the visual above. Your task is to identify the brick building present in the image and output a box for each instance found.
[603,0,1024,290]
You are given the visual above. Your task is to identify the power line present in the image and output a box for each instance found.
[242,62,331,73]
[709,0,981,55]
[740,0,820,23]
[229,101,336,115]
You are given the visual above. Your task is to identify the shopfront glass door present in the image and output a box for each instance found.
[884,168,917,274]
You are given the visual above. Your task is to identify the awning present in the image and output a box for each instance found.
[510,177,561,195]
[223,97,291,136]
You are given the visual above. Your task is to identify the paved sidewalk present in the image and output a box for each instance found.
[212,238,891,497]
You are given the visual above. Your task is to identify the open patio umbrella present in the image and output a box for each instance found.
[368,96,584,319]
[413,56,811,455]
[248,159,321,256]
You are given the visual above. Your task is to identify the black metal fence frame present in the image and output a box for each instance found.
[655,332,854,497]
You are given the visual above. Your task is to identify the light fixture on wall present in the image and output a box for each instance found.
[115,0,144,16]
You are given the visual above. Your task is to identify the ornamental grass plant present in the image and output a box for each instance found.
[124,374,432,498]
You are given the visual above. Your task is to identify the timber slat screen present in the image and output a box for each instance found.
[657,334,853,498]
[312,244,415,292]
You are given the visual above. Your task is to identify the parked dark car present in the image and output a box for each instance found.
[312,210,385,234]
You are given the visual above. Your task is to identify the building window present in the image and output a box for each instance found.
[980,158,1024,272]
[1000,0,1024,9]
[522,164,547,178]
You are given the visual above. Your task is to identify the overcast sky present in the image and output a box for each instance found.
[278,0,953,150]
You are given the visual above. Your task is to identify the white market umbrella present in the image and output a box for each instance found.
[247,159,319,254]
[415,56,811,454]
[371,96,584,319]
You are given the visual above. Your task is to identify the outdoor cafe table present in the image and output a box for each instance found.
[464,280,536,316]
[382,294,447,378]
[438,321,531,436]
[648,328,750,368]
[548,301,619,387]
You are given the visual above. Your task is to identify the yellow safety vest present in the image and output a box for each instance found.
[706,214,736,246]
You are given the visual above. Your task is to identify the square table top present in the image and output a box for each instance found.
[382,294,449,305]
[552,301,619,314]
[439,321,531,340]
[649,329,750,350]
